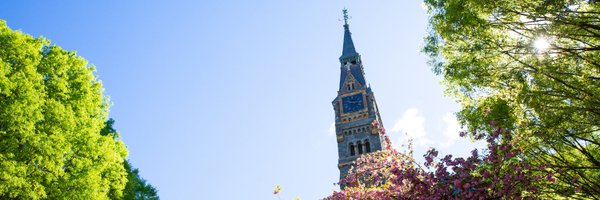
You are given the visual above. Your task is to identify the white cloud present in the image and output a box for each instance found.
[440,112,461,148]
[327,122,335,136]
[391,108,431,147]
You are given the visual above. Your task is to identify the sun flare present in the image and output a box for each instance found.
[533,37,550,52]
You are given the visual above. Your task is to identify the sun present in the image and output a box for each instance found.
[533,37,551,52]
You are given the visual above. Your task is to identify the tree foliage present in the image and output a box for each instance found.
[122,160,159,200]
[101,119,160,200]
[423,0,600,198]
[0,20,128,199]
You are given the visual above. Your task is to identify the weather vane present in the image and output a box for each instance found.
[342,8,351,25]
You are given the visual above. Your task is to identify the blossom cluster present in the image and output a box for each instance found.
[326,127,557,199]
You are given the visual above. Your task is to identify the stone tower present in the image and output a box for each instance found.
[333,9,388,181]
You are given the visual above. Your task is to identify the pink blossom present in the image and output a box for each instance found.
[325,126,554,199]
[453,180,461,188]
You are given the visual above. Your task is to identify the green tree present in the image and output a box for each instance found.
[122,161,159,200]
[0,20,128,199]
[101,119,159,200]
[423,0,599,198]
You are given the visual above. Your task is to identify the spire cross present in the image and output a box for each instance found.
[342,8,350,26]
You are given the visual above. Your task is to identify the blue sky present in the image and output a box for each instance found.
[1,1,484,199]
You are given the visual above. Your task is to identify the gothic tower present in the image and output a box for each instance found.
[333,9,388,181]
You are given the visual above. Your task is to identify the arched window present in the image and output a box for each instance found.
[349,143,355,156]
[365,139,371,153]
[357,141,363,154]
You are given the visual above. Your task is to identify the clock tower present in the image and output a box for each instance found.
[333,9,389,181]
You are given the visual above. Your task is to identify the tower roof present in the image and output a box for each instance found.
[340,9,359,60]
[337,9,366,90]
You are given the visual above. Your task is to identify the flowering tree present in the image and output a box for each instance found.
[325,125,569,199]
[422,0,600,197]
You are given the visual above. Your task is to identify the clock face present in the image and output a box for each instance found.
[342,93,365,113]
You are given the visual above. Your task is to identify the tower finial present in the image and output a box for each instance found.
[342,8,350,26]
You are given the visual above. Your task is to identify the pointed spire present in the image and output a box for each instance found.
[340,9,359,61]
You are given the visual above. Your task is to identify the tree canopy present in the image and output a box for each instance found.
[423,0,600,198]
[101,119,160,200]
[0,20,156,199]
[121,160,159,200]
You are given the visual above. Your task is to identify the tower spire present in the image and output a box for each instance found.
[340,9,359,62]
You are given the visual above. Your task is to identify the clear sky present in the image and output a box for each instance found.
[1,1,484,199]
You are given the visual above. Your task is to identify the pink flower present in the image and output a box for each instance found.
[463,183,471,189]
[544,172,556,183]
[482,170,491,178]
[454,180,461,188]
